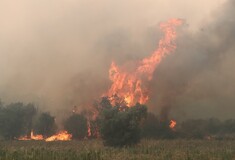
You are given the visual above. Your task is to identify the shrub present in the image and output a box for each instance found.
[64,114,88,139]
[98,101,147,147]
[34,112,57,137]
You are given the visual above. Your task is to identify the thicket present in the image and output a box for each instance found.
[97,97,147,147]
[142,113,235,139]
[0,99,235,144]
[64,113,88,139]
[0,101,58,139]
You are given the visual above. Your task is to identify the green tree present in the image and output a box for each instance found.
[98,100,147,147]
[142,113,160,138]
[34,112,57,137]
[0,99,3,109]
[64,114,88,139]
[222,119,235,133]
[0,102,36,139]
[22,104,37,136]
[206,118,221,134]
[180,119,209,139]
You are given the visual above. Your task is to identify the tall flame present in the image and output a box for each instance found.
[18,19,182,142]
[107,19,183,106]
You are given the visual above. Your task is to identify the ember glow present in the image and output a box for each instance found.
[169,120,177,129]
[106,19,183,106]
[45,131,72,142]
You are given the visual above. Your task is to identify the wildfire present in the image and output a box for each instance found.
[45,131,72,142]
[18,19,182,142]
[106,19,183,106]
[169,120,177,129]
[18,131,43,141]
[18,130,72,142]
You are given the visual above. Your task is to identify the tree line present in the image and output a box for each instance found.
[0,99,235,147]
[142,113,235,140]
[0,101,56,139]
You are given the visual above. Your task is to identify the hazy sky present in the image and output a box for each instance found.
[0,0,233,120]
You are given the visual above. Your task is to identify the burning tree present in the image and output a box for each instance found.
[106,19,183,107]
[0,19,184,142]
[95,19,183,146]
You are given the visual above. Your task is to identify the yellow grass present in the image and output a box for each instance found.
[0,139,234,160]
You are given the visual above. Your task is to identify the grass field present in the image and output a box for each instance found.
[0,139,234,160]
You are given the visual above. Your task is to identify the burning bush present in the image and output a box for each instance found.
[98,100,147,147]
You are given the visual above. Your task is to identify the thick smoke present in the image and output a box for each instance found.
[0,0,232,120]
[151,0,235,120]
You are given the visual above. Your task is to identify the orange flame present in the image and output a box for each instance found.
[18,131,43,141]
[106,19,183,106]
[19,130,72,142]
[169,120,177,129]
[87,121,92,137]
[45,131,72,142]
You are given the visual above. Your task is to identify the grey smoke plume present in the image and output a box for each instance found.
[151,0,235,120]
[0,0,233,120]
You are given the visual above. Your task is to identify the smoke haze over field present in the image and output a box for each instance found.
[0,0,234,120]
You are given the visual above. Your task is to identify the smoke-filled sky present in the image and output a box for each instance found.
[0,0,234,120]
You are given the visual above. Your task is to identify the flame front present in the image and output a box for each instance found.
[18,131,43,141]
[18,130,72,142]
[107,19,182,106]
[45,131,72,142]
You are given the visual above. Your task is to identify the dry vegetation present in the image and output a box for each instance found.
[0,139,234,160]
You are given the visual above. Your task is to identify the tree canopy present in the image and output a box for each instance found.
[34,112,57,137]
[98,98,147,147]
[64,114,88,139]
[0,102,36,139]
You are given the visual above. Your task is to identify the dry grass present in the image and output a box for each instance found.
[0,139,234,160]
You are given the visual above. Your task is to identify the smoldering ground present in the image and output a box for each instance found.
[0,0,233,121]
